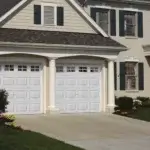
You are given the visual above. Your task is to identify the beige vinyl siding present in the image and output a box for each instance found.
[3,0,95,33]
[85,1,150,97]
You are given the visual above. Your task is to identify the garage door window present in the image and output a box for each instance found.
[90,67,99,72]
[31,66,40,72]
[56,66,64,72]
[79,66,87,72]
[67,66,75,72]
[18,65,27,71]
[5,65,14,71]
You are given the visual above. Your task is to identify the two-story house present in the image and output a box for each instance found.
[78,0,150,99]
[0,0,126,115]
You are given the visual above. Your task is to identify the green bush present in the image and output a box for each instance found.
[136,97,150,102]
[136,97,150,107]
[115,96,133,112]
[0,89,9,113]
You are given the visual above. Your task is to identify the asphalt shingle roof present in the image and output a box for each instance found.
[0,28,126,48]
[0,0,22,17]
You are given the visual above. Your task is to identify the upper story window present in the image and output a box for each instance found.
[124,12,136,36]
[119,10,143,38]
[91,7,116,36]
[95,9,109,34]
[91,7,143,38]
[43,5,56,25]
[34,4,64,26]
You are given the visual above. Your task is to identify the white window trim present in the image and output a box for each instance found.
[125,62,139,92]
[41,3,57,26]
[123,12,138,38]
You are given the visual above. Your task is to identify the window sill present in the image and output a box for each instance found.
[125,36,138,39]
[125,90,139,93]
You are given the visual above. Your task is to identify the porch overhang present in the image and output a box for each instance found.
[0,41,127,52]
[143,44,150,56]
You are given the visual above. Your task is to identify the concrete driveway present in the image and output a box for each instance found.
[16,113,150,150]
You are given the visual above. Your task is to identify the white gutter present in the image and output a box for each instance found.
[107,0,150,5]
[0,42,127,51]
[0,0,28,23]
[67,0,108,37]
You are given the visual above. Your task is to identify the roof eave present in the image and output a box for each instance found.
[0,41,127,52]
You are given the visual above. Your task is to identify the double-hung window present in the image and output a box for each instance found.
[124,12,136,36]
[95,9,109,34]
[34,4,64,26]
[43,5,56,26]
[125,62,138,90]
[91,7,116,36]
[119,10,143,37]
[119,62,144,91]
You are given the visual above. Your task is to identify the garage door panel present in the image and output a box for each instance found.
[7,104,14,112]
[89,103,100,112]
[16,78,27,85]
[29,104,40,112]
[0,63,42,114]
[56,64,101,113]
[15,104,28,113]
[77,103,89,112]
[29,78,40,86]
[3,78,14,85]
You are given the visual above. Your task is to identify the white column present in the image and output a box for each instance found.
[102,61,107,112]
[49,58,56,111]
[107,60,115,112]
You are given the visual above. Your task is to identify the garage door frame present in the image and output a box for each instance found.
[0,56,45,114]
[56,58,104,113]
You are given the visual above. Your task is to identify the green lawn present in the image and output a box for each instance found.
[128,107,150,122]
[0,125,84,150]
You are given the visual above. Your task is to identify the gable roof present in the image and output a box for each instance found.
[0,0,22,18]
[67,0,108,37]
[0,0,108,37]
[0,28,126,49]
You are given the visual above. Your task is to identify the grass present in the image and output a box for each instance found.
[0,125,84,150]
[128,107,150,122]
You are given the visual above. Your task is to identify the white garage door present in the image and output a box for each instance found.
[0,63,42,114]
[56,64,101,113]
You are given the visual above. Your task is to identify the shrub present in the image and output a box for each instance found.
[136,97,150,107]
[0,89,9,113]
[115,96,133,112]
[136,97,150,102]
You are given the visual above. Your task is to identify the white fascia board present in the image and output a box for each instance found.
[0,0,28,23]
[0,42,127,52]
[67,0,108,37]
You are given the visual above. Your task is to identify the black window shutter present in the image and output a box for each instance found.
[138,63,144,90]
[90,8,97,22]
[120,62,126,90]
[110,9,116,36]
[57,7,64,26]
[138,12,143,38]
[114,62,117,90]
[119,10,125,36]
[34,5,41,25]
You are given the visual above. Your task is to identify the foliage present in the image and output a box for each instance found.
[0,126,83,150]
[136,96,150,107]
[115,96,133,112]
[0,89,9,113]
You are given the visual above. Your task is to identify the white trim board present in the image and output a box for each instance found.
[0,0,28,23]
[67,0,108,37]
